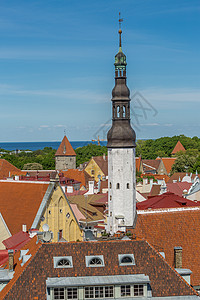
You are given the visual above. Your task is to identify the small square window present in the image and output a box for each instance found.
[134,284,144,296]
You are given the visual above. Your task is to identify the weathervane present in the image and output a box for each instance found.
[119,12,123,29]
[118,12,123,48]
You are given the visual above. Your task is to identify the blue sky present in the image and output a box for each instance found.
[0,0,200,142]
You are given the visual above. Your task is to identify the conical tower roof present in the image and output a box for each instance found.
[55,136,76,156]
[171,141,186,155]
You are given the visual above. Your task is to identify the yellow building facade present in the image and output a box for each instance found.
[85,157,107,182]
[37,183,83,242]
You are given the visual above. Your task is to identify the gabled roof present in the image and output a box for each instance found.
[136,192,200,210]
[141,159,161,173]
[161,157,176,174]
[149,184,161,197]
[0,181,49,235]
[55,136,76,156]
[0,159,23,179]
[134,208,200,287]
[0,238,197,299]
[67,194,105,223]
[92,156,108,176]
[167,182,192,196]
[171,141,186,154]
[3,231,30,251]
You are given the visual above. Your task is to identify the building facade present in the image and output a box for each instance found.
[55,136,76,170]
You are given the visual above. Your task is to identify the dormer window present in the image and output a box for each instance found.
[89,257,102,266]
[53,256,73,268]
[57,259,70,267]
[85,255,105,267]
[118,254,135,266]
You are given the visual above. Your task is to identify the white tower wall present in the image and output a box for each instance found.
[107,147,136,234]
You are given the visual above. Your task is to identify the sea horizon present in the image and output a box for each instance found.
[0,141,107,151]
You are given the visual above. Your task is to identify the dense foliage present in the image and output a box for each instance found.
[136,135,200,158]
[75,143,107,167]
[1,147,56,170]
[1,135,200,173]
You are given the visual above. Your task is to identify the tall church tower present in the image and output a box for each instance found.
[107,24,136,235]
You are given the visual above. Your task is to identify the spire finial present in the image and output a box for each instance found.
[118,12,123,49]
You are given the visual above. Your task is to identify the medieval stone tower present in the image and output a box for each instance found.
[107,26,136,235]
[55,136,76,170]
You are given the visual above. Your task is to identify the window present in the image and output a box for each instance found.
[67,288,78,299]
[85,286,114,298]
[91,170,95,175]
[53,288,64,300]
[127,183,129,189]
[58,259,71,267]
[123,105,126,118]
[54,256,73,268]
[110,195,112,201]
[85,255,105,267]
[89,257,103,266]
[121,285,131,297]
[116,183,120,189]
[134,285,144,296]
[118,254,135,266]
[110,182,112,189]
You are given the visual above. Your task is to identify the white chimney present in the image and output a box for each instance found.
[22,224,27,232]
[85,181,94,195]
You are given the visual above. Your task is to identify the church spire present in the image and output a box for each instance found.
[107,16,136,148]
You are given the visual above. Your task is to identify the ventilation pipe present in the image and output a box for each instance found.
[8,249,14,272]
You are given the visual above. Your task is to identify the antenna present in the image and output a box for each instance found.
[42,223,49,232]
[64,128,66,136]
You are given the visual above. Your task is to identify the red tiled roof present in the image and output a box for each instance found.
[171,141,186,154]
[167,182,192,196]
[0,181,49,235]
[149,184,161,197]
[0,239,197,299]
[0,250,9,266]
[55,136,76,156]
[0,159,23,179]
[161,157,176,174]
[134,208,200,286]
[137,192,200,210]
[141,159,161,173]
[3,231,30,250]
[62,169,87,187]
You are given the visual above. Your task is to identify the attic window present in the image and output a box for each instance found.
[118,254,135,266]
[85,255,105,267]
[53,256,73,268]
[89,258,102,266]
[58,259,70,266]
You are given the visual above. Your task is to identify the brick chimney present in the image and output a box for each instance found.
[8,249,14,272]
[174,246,182,268]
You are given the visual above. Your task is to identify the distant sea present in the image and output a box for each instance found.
[0,141,107,151]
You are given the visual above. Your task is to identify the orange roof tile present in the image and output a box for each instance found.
[0,181,49,235]
[0,159,24,179]
[134,208,200,286]
[55,136,76,156]
[171,141,186,154]
[135,156,141,172]
[62,169,87,187]
[161,157,176,174]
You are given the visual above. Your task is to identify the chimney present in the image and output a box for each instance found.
[22,224,27,232]
[174,246,182,268]
[143,178,148,185]
[8,249,14,272]
[103,153,106,161]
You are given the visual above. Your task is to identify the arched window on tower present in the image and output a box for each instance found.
[116,183,120,189]
[123,105,126,118]
[117,106,120,118]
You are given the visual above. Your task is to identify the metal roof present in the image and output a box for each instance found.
[46,274,149,287]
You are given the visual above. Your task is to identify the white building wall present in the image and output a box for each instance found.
[107,148,136,234]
